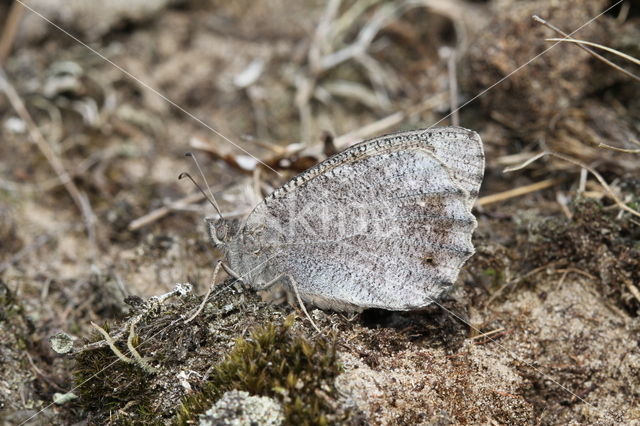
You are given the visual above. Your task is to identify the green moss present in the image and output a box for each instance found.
[483,268,497,277]
[72,324,158,425]
[176,316,347,425]
[0,280,22,322]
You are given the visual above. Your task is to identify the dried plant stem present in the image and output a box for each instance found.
[90,322,134,364]
[0,1,25,66]
[126,320,157,374]
[333,92,447,149]
[597,143,640,154]
[533,15,640,82]
[470,327,506,340]
[504,151,640,219]
[546,37,640,67]
[476,178,562,206]
[128,191,205,231]
[447,49,459,127]
[0,69,96,239]
[334,112,404,147]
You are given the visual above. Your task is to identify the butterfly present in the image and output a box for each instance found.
[198,126,484,313]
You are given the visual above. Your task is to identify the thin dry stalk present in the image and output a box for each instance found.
[308,0,342,74]
[127,190,252,231]
[126,320,157,374]
[90,322,134,364]
[0,69,96,240]
[128,191,205,231]
[533,15,640,82]
[334,111,404,146]
[316,2,402,73]
[447,49,459,127]
[470,327,506,340]
[332,91,448,148]
[504,151,640,219]
[546,37,640,67]
[476,178,562,206]
[597,143,640,154]
[0,1,25,66]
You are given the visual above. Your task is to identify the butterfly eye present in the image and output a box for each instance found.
[215,224,228,241]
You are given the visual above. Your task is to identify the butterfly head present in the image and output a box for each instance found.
[206,216,241,248]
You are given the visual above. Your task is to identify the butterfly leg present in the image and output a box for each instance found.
[221,262,243,283]
[256,276,321,333]
[184,260,223,323]
[256,275,287,304]
[184,260,244,324]
[283,275,321,334]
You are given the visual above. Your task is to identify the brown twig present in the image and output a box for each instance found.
[0,69,96,240]
[533,15,640,83]
[504,151,640,219]
[0,1,25,66]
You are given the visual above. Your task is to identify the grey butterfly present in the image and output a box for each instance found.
[207,126,484,312]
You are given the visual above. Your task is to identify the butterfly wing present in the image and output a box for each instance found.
[227,127,484,311]
[415,127,485,208]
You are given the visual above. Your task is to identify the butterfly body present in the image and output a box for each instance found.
[208,126,484,312]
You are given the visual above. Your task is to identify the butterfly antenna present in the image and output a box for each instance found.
[178,171,223,217]
[181,152,223,217]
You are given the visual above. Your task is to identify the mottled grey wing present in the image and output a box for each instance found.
[227,127,484,311]
[414,127,484,207]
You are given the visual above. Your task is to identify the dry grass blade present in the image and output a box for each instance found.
[504,151,640,219]
[533,14,640,82]
[546,38,640,67]
[476,178,562,206]
[597,143,640,154]
[128,191,205,231]
[470,327,506,340]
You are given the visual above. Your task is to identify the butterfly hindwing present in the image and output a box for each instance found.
[227,127,484,311]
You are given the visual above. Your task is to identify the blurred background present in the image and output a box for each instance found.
[0,0,639,424]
